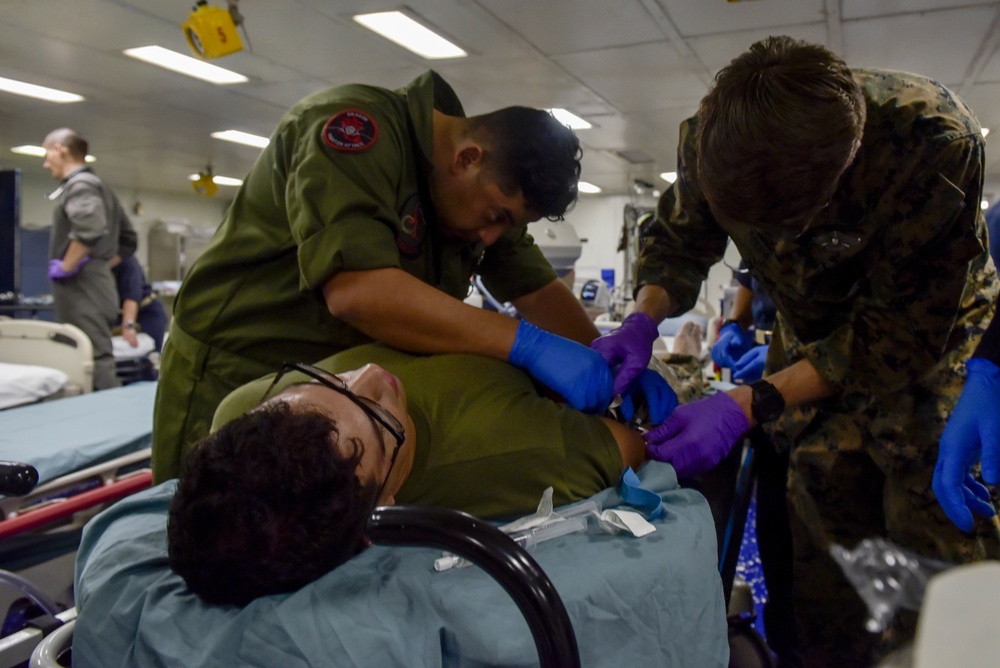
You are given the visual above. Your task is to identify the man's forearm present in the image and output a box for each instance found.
[61,239,91,271]
[323,268,520,359]
[633,284,680,323]
[727,358,835,426]
[511,278,600,345]
[121,298,139,324]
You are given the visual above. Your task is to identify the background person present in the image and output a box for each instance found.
[590,36,998,666]
[933,314,1000,532]
[42,128,137,391]
[108,254,168,353]
[167,332,704,606]
[152,70,679,483]
[711,259,776,383]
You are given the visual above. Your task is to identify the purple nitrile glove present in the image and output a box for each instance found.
[710,322,755,369]
[643,391,750,478]
[617,368,679,426]
[932,357,1000,532]
[591,312,659,395]
[48,255,90,280]
[509,320,614,414]
[732,344,769,382]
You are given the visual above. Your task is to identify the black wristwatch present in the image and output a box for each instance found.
[748,379,785,424]
[123,320,136,330]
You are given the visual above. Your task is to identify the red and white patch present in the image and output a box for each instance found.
[322,110,378,152]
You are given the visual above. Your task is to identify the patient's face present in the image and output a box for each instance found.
[274,364,415,502]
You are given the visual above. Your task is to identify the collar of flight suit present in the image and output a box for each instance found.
[401,70,466,170]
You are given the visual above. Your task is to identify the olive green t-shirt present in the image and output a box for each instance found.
[213,344,623,520]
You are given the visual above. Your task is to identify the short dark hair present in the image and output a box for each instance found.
[45,128,89,161]
[695,36,865,229]
[167,402,377,606]
[467,107,582,220]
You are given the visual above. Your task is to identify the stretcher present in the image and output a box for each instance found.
[66,461,728,667]
[0,382,156,666]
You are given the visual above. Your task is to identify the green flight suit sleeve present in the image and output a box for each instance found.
[635,119,729,312]
[796,134,989,401]
[281,103,408,292]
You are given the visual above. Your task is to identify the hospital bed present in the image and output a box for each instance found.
[0,320,94,407]
[60,461,728,668]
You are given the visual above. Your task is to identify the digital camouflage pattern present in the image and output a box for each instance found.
[637,68,999,665]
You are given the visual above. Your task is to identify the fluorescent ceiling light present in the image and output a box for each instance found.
[211,130,269,149]
[983,128,990,138]
[547,108,591,130]
[660,171,677,183]
[577,181,602,194]
[353,11,466,59]
[0,76,83,103]
[11,145,95,162]
[123,46,247,84]
[189,173,243,187]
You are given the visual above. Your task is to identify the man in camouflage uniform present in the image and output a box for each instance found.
[591,36,998,666]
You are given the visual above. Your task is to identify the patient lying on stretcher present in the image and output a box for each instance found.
[168,323,707,605]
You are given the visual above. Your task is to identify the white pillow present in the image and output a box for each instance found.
[0,362,69,410]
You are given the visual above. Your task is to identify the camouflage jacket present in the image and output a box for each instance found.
[637,68,997,409]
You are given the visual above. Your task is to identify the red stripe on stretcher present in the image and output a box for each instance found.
[0,471,152,540]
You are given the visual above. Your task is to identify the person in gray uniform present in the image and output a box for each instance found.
[43,128,137,390]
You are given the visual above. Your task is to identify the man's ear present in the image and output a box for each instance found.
[454,143,483,173]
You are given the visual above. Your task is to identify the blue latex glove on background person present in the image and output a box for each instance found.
[932,357,1000,532]
[509,319,614,414]
[710,322,756,369]
[591,312,659,395]
[732,344,769,382]
[48,255,89,280]
[617,368,679,426]
[643,391,750,478]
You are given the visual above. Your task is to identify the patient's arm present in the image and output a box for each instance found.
[600,417,646,470]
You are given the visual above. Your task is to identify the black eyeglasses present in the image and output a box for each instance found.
[260,362,406,506]
[261,362,406,447]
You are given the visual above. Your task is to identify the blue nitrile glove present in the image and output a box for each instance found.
[732,344,769,382]
[710,322,755,369]
[591,312,659,395]
[643,392,750,478]
[510,320,614,414]
[932,357,1000,532]
[48,256,89,280]
[618,368,679,426]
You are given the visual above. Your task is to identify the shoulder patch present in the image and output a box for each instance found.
[322,110,378,152]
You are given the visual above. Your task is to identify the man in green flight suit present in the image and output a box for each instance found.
[153,70,655,483]
[591,36,999,666]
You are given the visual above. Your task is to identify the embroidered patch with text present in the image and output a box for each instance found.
[322,110,378,152]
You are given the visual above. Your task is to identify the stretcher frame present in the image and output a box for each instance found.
[0,449,153,539]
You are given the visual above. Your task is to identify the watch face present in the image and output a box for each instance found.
[750,380,784,423]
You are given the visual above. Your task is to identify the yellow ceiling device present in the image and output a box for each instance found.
[183,1,244,60]
[191,169,219,197]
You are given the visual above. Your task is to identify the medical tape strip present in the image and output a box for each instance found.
[617,467,665,520]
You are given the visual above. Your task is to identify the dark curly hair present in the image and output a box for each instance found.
[167,402,377,606]
[695,36,865,229]
[467,107,582,220]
